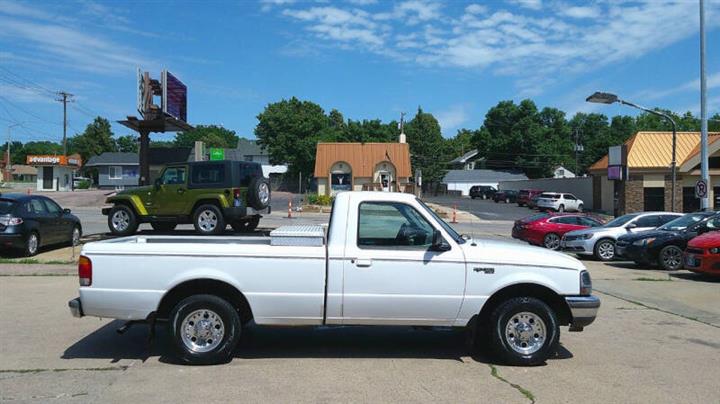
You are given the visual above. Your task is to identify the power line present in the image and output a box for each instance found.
[0,95,62,126]
[0,66,57,97]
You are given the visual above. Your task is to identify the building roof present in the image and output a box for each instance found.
[85,152,139,167]
[442,169,528,183]
[148,147,192,165]
[449,149,479,165]
[236,138,267,156]
[590,131,720,171]
[11,165,37,175]
[314,142,412,178]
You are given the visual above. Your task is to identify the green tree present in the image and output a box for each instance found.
[174,125,239,148]
[116,135,138,153]
[149,140,176,148]
[404,107,446,188]
[67,117,117,161]
[0,141,24,164]
[255,97,329,179]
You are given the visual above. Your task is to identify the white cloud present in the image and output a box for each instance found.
[436,104,470,135]
[283,6,385,48]
[560,5,600,19]
[465,4,487,15]
[346,0,377,5]
[507,0,542,11]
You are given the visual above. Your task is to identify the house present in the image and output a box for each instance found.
[589,131,720,214]
[224,138,288,178]
[84,152,139,189]
[553,165,576,178]
[448,149,485,170]
[314,141,412,196]
[10,165,37,182]
[442,169,528,196]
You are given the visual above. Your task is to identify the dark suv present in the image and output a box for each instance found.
[469,185,497,200]
[103,160,270,236]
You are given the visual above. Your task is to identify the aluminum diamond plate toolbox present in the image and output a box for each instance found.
[270,225,326,246]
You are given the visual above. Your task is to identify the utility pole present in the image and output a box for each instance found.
[5,123,22,179]
[699,0,709,209]
[56,91,74,155]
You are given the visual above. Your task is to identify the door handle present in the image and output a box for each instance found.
[352,258,373,268]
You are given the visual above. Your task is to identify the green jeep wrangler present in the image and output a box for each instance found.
[102,160,270,236]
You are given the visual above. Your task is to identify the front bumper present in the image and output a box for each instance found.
[561,237,595,255]
[565,295,600,331]
[615,243,652,262]
[69,297,83,318]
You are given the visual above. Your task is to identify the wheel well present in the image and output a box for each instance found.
[156,279,253,323]
[191,199,222,215]
[475,283,571,327]
[112,200,139,217]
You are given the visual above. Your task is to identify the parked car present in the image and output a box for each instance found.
[517,189,543,207]
[469,185,496,200]
[102,160,270,236]
[561,212,682,261]
[492,189,519,203]
[536,192,584,212]
[527,194,542,209]
[70,192,600,366]
[513,212,604,250]
[0,193,82,256]
[615,212,720,270]
[684,231,720,277]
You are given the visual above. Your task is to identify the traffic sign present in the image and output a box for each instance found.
[695,179,708,198]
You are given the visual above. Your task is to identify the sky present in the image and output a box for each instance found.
[0,0,719,146]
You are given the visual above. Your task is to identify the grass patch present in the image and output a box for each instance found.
[633,277,672,282]
[489,364,535,403]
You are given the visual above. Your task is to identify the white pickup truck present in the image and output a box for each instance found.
[69,192,599,365]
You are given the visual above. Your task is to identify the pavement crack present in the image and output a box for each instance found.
[595,289,720,329]
[487,364,535,403]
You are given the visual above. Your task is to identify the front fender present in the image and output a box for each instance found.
[107,195,148,216]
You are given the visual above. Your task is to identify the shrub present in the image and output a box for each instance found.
[76,180,90,189]
[306,193,333,206]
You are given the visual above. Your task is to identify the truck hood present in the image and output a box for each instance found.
[464,238,585,271]
[115,185,153,196]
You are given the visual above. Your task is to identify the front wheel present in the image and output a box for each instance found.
[169,294,241,365]
[193,204,225,235]
[25,231,39,257]
[594,239,615,261]
[658,245,683,270]
[557,204,565,213]
[488,297,559,366]
[543,233,561,250]
[108,205,138,236]
[71,225,81,246]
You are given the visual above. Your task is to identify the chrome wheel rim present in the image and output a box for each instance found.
[72,227,80,246]
[598,241,614,260]
[180,309,225,353]
[27,234,38,254]
[111,210,130,231]
[662,247,682,270]
[544,234,560,250]
[198,210,218,231]
[505,311,546,355]
[258,183,270,205]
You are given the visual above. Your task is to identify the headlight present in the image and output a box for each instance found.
[710,247,720,254]
[633,237,655,246]
[582,234,593,240]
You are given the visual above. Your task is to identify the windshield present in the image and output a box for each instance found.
[658,213,711,231]
[603,214,637,228]
[0,200,17,215]
[416,198,463,244]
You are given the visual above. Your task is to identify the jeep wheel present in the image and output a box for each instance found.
[247,177,270,210]
[193,204,225,235]
[231,217,260,233]
[151,222,177,232]
[108,205,138,236]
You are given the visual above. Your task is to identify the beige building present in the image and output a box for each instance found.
[314,142,412,196]
[589,131,720,214]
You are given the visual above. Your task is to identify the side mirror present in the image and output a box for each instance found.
[431,230,451,252]
[63,208,71,214]
[154,178,162,190]
[625,223,637,230]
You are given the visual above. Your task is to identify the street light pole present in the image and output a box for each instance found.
[586,92,678,212]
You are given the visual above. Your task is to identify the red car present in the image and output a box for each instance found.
[684,231,720,277]
[512,212,604,250]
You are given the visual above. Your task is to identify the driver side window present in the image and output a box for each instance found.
[358,202,435,248]
[161,167,186,185]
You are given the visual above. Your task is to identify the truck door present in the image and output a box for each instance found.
[150,166,189,216]
[341,200,466,326]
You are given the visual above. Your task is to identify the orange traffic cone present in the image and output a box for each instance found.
[287,199,293,219]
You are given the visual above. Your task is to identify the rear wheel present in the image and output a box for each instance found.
[230,217,260,233]
[108,205,138,236]
[25,231,39,257]
[543,233,561,250]
[193,204,225,235]
[594,238,615,261]
[151,222,177,232]
[577,203,584,212]
[169,294,241,365]
[247,177,271,210]
[487,297,559,366]
[557,204,565,213]
[658,245,683,270]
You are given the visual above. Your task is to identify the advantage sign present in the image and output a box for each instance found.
[695,179,708,199]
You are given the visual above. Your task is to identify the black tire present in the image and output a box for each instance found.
[505,197,510,203]
[658,245,683,271]
[518,203,525,207]
[169,294,241,365]
[494,199,499,203]
[230,217,260,233]
[577,203,584,213]
[193,204,225,235]
[543,233,561,250]
[471,196,476,200]
[488,297,559,366]
[107,205,138,236]
[557,204,565,213]
[24,231,39,257]
[70,225,81,246]
[247,177,270,210]
[151,222,177,232]
[594,238,615,261]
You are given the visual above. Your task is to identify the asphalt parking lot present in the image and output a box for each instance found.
[424,195,531,221]
[1,193,719,402]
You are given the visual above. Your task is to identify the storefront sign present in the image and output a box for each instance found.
[26,155,82,167]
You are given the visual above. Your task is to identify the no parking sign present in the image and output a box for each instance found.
[695,179,708,199]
